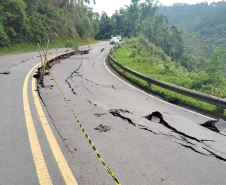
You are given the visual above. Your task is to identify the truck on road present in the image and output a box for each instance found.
[116,35,122,41]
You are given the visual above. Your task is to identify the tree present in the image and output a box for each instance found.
[207,47,226,85]
[169,26,184,61]
[140,0,158,22]
[0,0,29,46]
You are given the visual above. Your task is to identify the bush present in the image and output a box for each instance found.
[138,36,150,48]
[129,49,137,58]
[0,25,10,46]
[65,40,78,50]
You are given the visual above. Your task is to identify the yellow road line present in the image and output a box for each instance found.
[47,65,121,185]
[32,69,78,185]
[23,63,53,185]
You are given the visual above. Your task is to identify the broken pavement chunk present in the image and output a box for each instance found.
[142,111,226,162]
[94,113,106,117]
[109,109,136,126]
[0,71,10,75]
[94,124,111,132]
[201,119,226,136]
[144,111,201,142]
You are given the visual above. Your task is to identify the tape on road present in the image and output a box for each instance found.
[47,67,121,185]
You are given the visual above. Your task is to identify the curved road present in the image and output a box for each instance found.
[1,42,226,185]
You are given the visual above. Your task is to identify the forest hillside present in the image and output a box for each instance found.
[0,0,99,54]
[158,1,226,57]
[97,0,213,71]
[97,0,226,113]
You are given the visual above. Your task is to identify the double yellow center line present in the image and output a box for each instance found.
[23,63,78,184]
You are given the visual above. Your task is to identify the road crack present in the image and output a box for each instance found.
[142,111,226,162]
[109,109,136,126]
[37,87,75,154]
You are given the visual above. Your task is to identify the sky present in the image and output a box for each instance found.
[89,0,222,16]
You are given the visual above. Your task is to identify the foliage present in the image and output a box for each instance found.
[207,47,226,85]
[112,39,226,113]
[0,38,97,55]
[97,0,226,74]
[0,0,29,46]
[96,0,193,70]
[66,40,78,50]
[0,0,99,52]
[158,2,226,69]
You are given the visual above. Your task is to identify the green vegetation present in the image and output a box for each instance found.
[96,39,110,41]
[158,2,226,49]
[65,40,79,51]
[158,2,226,72]
[96,0,226,113]
[97,1,226,74]
[1,0,225,113]
[0,0,98,55]
[0,38,96,55]
[111,38,226,113]
[96,0,199,71]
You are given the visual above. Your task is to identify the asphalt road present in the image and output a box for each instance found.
[1,42,226,185]
[0,48,68,185]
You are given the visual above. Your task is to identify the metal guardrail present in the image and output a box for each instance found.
[46,49,91,65]
[108,54,226,109]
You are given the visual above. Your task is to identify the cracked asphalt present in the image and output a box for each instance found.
[0,48,68,185]
[38,42,226,184]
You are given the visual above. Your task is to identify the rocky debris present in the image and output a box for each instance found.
[94,124,111,132]
[144,111,202,142]
[0,71,10,74]
[94,113,106,117]
[200,119,226,136]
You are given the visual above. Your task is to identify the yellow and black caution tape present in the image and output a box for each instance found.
[46,67,121,185]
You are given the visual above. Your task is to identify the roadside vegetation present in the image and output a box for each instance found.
[158,2,226,76]
[111,37,226,113]
[96,0,207,72]
[96,0,226,78]
[96,0,226,113]
[0,0,98,55]
[1,0,225,113]
[0,38,96,55]
[158,2,226,51]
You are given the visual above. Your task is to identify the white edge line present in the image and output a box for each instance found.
[103,54,213,120]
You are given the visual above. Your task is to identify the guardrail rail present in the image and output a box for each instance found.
[108,54,226,109]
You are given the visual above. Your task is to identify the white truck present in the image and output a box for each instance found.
[110,37,119,45]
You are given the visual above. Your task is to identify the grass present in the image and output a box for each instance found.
[0,37,97,55]
[111,44,226,114]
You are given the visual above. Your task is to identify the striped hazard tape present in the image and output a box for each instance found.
[45,67,121,185]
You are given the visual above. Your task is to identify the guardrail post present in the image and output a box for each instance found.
[108,55,110,63]
[218,99,226,114]
[148,82,153,89]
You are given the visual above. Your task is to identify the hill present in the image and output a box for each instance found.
[0,0,99,54]
[158,1,226,53]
